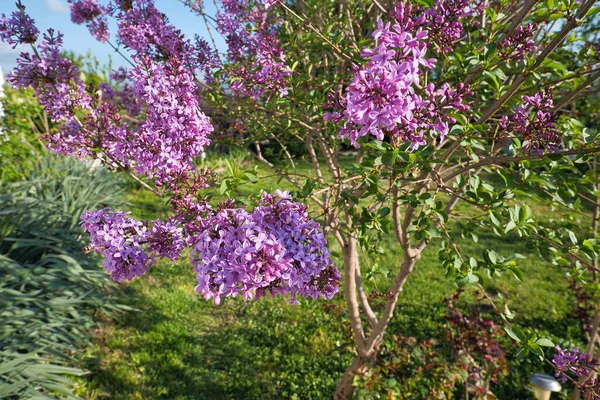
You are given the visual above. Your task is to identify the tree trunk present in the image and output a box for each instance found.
[334,356,367,400]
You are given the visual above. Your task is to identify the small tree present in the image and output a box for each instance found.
[2,0,600,397]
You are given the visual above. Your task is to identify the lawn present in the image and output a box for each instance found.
[75,154,584,399]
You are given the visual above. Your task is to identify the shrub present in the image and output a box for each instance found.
[0,156,128,398]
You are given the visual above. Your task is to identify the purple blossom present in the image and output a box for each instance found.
[0,5,39,46]
[113,0,189,59]
[69,0,110,42]
[7,29,91,124]
[3,24,92,158]
[215,0,290,100]
[0,3,214,190]
[193,36,221,83]
[498,23,537,60]
[128,57,213,185]
[82,211,189,280]
[501,91,561,154]
[324,6,471,149]
[111,0,218,80]
[390,0,482,54]
[81,209,155,282]
[192,191,340,305]
[552,346,599,383]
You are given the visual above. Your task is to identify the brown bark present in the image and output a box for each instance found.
[334,356,367,400]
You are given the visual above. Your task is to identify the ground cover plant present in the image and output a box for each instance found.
[0,156,128,398]
[2,0,600,398]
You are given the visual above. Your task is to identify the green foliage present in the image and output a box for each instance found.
[0,156,128,398]
[0,86,48,182]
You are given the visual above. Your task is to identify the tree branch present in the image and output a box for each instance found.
[443,147,600,183]
[476,0,597,125]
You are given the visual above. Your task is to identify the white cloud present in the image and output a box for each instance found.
[45,0,70,14]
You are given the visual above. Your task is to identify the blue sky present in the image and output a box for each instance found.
[0,0,226,74]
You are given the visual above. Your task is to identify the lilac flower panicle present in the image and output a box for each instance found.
[128,58,213,185]
[552,346,600,399]
[498,23,537,60]
[0,6,39,46]
[420,0,471,54]
[192,191,340,305]
[325,3,471,149]
[82,211,189,281]
[112,0,218,80]
[69,0,110,42]
[390,0,484,54]
[4,23,92,157]
[193,36,222,83]
[216,0,290,100]
[501,91,560,154]
[81,209,155,282]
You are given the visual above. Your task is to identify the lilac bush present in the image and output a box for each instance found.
[3,0,600,397]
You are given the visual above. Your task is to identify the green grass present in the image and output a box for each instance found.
[75,155,586,399]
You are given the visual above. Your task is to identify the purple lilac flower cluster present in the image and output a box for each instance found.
[81,210,186,281]
[81,210,155,282]
[70,0,220,82]
[6,28,91,123]
[390,0,482,54]
[2,24,93,157]
[192,191,340,305]
[112,0,221,82]
[69,0,110,42]
[80,191,340,305]
[418,0,471,54]
[0,6,39,46]
[552,346,600,398]
[216,0,290,100]
[2,3,214,188]
[128,58,213,185]
[553,346,599,382]
[192,36,221,84]
[324,3,471,149]
[498,23,537,60]
[112,0,190,62]
[499,91,561,154]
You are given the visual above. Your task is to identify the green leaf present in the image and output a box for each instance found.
[568,230,577,245]
[377,207,391,218]
[244,173,259,183]
[504,220,517,234]
[529,343,545,358]
[381,152,397,167]
[504,326,526,342]
[219,180,229,195]
[536,338,555,348]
